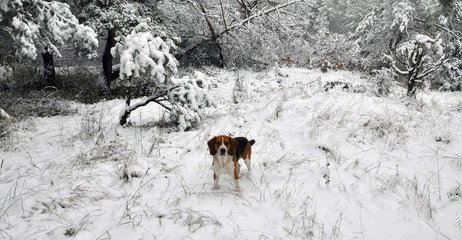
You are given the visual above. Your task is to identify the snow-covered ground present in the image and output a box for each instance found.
[1,67,462,239]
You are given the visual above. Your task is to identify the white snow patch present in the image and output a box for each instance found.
[1,68,462,239]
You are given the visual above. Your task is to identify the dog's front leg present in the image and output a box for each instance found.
[234,179,240,192]
[213,172,220,190]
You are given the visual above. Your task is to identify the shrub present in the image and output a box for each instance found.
[371,67,399,96]
[113,23,214,131]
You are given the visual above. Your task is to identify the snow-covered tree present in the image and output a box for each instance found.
[163,0,305,68]
[351,0,417,70]
[312,0,331,61]
[428,0,462,91]
[64,0,175,95]
[0,0,98,87]
[306,0,352,69]
[387,34,446,97]
[112,23,214,131]
[352,0,461,89]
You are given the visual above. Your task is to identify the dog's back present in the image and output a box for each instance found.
[234,137,255,160]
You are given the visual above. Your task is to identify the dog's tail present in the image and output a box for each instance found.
[249,139,255,146]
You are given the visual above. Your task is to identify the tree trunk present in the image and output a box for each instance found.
[42,50,57,89]
[407,76,417,97]
[120,97,131,126]
[406,45,424,97]
[199,0,224,67]
[100,28,119,95]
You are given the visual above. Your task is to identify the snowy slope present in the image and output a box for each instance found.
[1,67,462,239]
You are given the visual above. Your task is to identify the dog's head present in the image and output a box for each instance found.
[207,135,238,156]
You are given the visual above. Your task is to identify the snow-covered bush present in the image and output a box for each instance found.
[0,64,12,90]
[370,67,398,96]
[437,58,462,91]
[168,72,214,131]
[112,23,214,130]
[232,72,249,104]
[0,64,12,80]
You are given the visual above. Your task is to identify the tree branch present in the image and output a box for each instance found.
[219,0,303,36]
[413,17,462,39]
[416,55,447,79]
[119,88,173,125]
[220,0,228,33]
[198,0,217,40]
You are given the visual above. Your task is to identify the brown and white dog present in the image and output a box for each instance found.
[207,135,255,191]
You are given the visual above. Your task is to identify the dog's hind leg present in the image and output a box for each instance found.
[234,162,241,191]
[244,159,251,172]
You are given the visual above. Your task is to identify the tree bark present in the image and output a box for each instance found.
[42,50,57,89]
[100,28,119,95]
[406,44,424,97]
[407,77,417,97]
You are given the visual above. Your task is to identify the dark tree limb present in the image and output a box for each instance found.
[194,0,224,67]
[100,28,118,95]
[119,89,172,126]
[219,0,303,36]
[42,49,57,89]
[198,0,217,41]
[220,0,228,32]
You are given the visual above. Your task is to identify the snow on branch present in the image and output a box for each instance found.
[168,71,215,131]
[2,0,98,59]
[219,0,303,36]
[0,109,13,120]
[112,22,178,83]
[114,23,214,130]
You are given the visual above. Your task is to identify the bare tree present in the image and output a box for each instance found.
[167,0,303,67]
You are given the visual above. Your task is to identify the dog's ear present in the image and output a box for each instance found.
[229,137,238,156]
[207,137,217,155]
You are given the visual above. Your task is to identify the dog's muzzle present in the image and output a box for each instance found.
[219,148,226,156]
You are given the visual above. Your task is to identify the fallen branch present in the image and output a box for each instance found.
[119,89,172,126]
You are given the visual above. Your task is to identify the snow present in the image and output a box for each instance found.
[0,109,12,120]
[416,34,435,44]
[1,68,462,239]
